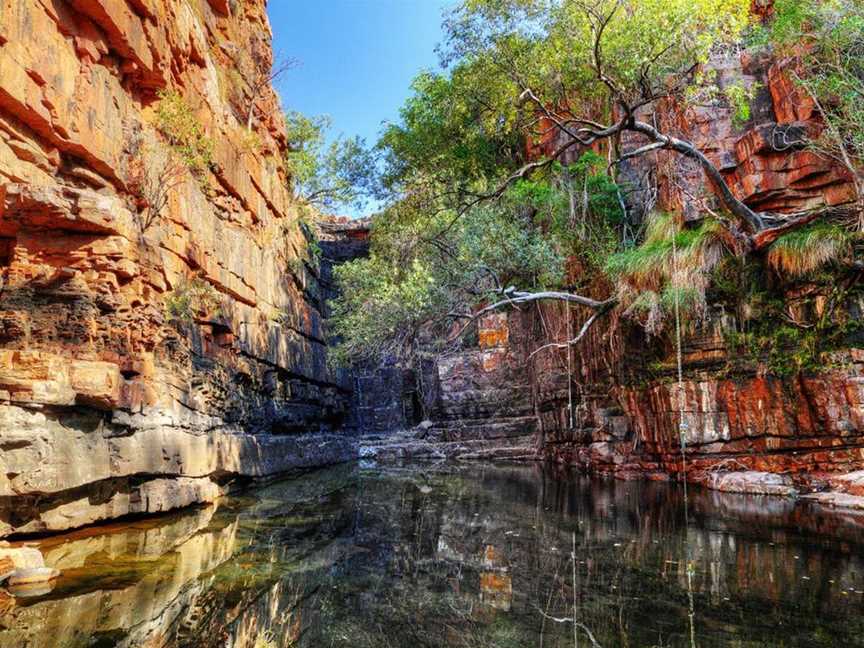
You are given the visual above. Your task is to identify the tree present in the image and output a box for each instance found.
[442,0,854,247]
[762,0,864,223]
[126,128,186,236]
[245,52,298,131]
[284,111,376,210]
[328,163,617,366]
[329,0,864,366]
[438,0,861,330]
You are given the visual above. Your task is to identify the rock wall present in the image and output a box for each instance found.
[429,312,536,447]
[537,38,864,485]
[0,0,355,537]
[417,32,864,492]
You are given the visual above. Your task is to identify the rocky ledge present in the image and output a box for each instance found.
[0,403,356,537]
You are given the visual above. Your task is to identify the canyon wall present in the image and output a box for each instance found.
[0,0,354,537]
[424,35,864,491]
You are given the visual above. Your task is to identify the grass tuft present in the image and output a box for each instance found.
[605,213,727,292]
[766,222,855,278]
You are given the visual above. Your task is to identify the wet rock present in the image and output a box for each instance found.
[705,471,798,497]
[0,547,45,571]
[801,492,864,512]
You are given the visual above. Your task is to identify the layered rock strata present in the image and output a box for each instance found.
[0,0,354,537]
[388,35,864,501]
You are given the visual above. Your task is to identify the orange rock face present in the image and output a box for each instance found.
[0,0,354,537]
[618,49,857,219]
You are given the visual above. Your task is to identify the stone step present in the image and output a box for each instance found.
[427,417,538,442]
[455,445,539,461]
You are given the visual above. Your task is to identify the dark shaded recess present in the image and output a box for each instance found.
[0,237,14,267]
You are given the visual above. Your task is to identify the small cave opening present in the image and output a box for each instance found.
[0,237,15,267]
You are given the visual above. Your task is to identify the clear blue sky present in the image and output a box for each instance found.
[267,1,455,215]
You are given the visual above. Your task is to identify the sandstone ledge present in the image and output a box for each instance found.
[0,404,358,537]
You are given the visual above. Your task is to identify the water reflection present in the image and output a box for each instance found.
[3,463,864,647]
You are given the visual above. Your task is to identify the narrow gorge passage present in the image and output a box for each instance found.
[1,0,864,646]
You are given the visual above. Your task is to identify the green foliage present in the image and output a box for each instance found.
[377,64,523,198]
[328,177,592,366]
[725,325,817,376]
[284,110,376,209]
[723,82,761,128]
[605,213,729,333]
[511,152,625,272]
[767,221,856,278]
[605,214,727,289]
[329,256,440,366]
[237,127,263,155]
[154,90,213,178]
[766,0,864,183]
[327,0,863,370]
[164,277,222,324]
[443,0,752,122]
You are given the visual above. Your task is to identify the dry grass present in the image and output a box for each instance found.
[766,222,855,278]
[605,213,728,292]
[604,212,731,333]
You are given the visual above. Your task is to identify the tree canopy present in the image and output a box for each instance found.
[284,110,376,210]
[326,0,864,369]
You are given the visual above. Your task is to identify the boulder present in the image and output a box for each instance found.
[705,471,798,497]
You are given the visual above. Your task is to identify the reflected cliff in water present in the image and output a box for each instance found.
[4,463,864,647]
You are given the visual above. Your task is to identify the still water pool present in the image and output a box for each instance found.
[3,462,864,647]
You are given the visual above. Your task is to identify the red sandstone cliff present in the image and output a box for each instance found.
[419,27,864,500]
[0,0,354,537]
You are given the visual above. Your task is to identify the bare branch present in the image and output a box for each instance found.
[628,119,767,232]
[246,55,299,130]
[533,606,603,648]
[449,287,616,342]
[528,309,605,358]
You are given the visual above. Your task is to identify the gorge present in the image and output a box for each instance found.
[1,0,864,646]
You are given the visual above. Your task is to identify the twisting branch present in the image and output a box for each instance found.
[528,309,605,358]
[449,286,617,342]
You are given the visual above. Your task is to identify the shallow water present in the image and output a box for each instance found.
[3,463,864,647]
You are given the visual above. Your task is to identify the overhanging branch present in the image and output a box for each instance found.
[449,286,617,342]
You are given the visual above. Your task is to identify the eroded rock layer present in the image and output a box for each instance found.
[0,0,354,537]
[405,31,864,497]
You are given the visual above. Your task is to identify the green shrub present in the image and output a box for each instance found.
[164,277,222,324]
[154,90,214,178]
[724,82,761,128]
